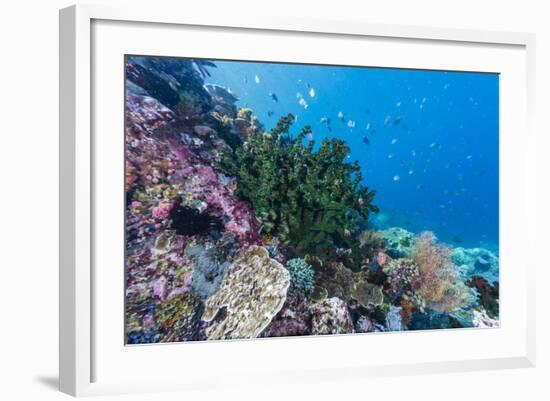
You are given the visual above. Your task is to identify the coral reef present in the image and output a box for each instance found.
[357,230,387,270]
[351,281,384,308]
[262,298,311,337]
[310,297,353,335]
[124,56,499,342]
[472,309,499,328]
[466,275,499,319]
[285,258,315,298]
[452,247,499,283]
[382,258,420,302]
[185,233,237,300]
[307,256,354,301]
[385,306,405,331]
[411,232,472,313]
[202,246,290,340]
[218,113,378,261]
[380,227,415,258]
[355,315,376,333]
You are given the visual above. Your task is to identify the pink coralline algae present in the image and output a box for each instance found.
[152,201,173,220]
[124,58,263,342]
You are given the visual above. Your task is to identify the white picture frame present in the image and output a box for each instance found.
[59,4,536,397]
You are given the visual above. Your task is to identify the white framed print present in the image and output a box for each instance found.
[59,4,536,397]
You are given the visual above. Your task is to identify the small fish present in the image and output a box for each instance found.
[411,149,416,157]
[362,136,370,146]
[320,117,332,132]
[298,97,308,109]
[254,75,260,84]
[388,153,394,159]
[269,92,279,102]
[267,111,274,117]
[296,92,303,99]
[416,184,425,190]
[306,132,314,141]
[309,87,315,98]
[365,108,370,114]
[391,138,398,145]
[338,111,345,122]
[475,170,486,176]
[430,142,441,149]
[366,122,372,130]
[466,155,473,160]
[347,120,356,128]
[394,116,402,125]
[393,175,401,181]
[408,169,414,175]
[396,101,402,107]
[384,115,391,125]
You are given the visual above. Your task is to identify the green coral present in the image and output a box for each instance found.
[218,113,378,259]
[285,258,315,297]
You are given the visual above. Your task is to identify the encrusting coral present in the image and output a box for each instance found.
[202,246,290,340]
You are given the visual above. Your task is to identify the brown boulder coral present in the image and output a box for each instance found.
[202,246,290,340]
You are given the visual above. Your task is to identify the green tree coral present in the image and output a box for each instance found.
[219,114,378,259]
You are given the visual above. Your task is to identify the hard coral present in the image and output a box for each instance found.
[218,114,378,260]
[202,246,290,340]
[351,281,384,308]
[310,297,353,335]
[285,258,315,298]
[380,227,414,258]
[382,258,420,302]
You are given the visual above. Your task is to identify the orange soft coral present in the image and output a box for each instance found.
[411,232,471,313]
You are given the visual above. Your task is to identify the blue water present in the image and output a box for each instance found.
[205,60,499,252]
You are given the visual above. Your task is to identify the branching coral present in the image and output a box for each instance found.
[218,113,378,260]
[285,258,315,298]
[411,232,471,313]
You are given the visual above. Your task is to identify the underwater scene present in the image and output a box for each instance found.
[125,55,499,344]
